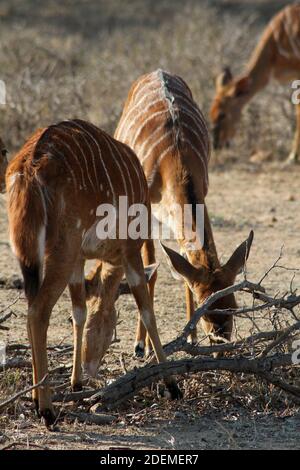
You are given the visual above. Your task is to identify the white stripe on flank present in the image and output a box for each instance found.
[138,122,167,157]
[55,132,88,191]
[106,138,135,204]
[156,144,175,165]
[101,132,129,199]
[70,121,116,205]
[181,137,208,187]
[131,71,157,102]
[116,88,159,140]
[122,145,144,203]
[131,110,169,149]
[60,124,97,193]
[122,98,165,142]
[173,95,207,130]
[133,78,160,104]
[69,123,100,192]
[179,107,208,139]
[141,130,172,164]
[181,122,209,157]
[89,121,136,205]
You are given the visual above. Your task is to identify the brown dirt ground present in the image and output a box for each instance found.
[0,161,299,450]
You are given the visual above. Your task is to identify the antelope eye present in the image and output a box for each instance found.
[1,148,7,157]
[218,112,226,121]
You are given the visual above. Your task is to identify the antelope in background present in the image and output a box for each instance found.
[6,119,180,426]
[0,137,8,192]
[113,69,254,357]
[211,3,300,163]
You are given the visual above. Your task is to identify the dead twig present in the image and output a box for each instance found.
[0,374,48,412]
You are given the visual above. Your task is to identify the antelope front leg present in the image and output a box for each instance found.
[135,240,157,358]
[124,251,182,399]
[69,259,87,391]
[287,103,300,163]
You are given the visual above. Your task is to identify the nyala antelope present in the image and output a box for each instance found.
[6,119,180,426]
[0,137,8,192]
[211,3,300,163]
[113,69,254,356]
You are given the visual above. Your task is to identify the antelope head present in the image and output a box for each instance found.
[210,67,251,150]
[0,137,8,193]
[161,231,254,346]
[82,262,159,376]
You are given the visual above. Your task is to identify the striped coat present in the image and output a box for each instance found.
[115,70,248,352]
[6,118,181,425]
[115,69,210,213]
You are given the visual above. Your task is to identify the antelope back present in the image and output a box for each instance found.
[6,119,149,266]
[115,69,210,200]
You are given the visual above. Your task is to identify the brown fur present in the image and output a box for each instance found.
[114,70,254,352]
[6,119,180,426]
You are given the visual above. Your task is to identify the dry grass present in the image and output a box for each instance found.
[0,0,295,159]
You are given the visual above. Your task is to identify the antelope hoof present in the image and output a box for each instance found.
[33,398,40,417]
[134,341,145,358]
[41,408,56,428]
[71,382,83,392]
[166,380,183,400]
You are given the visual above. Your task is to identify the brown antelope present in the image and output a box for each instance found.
[6,119,180,426]
[112,69,254,356]
[211,3,300,163]
[0,137,8,192]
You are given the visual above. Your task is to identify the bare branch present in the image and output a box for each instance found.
[0,374,48,412]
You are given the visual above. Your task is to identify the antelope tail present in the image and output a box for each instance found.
[7,173,46,304]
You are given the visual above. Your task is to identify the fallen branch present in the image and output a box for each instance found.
[0,374,48,412]
[88,353,299,410]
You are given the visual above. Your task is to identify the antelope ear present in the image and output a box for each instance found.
[225,230,254,276]
[160,242,198,285]
[233,76,251,97]
[118,262,160,295]
[216,67,233,90]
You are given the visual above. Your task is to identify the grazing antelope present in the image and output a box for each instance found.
[211,3,300,163]
[0,137,8,192]
[6,119,180,426]
[113,69,253,356]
